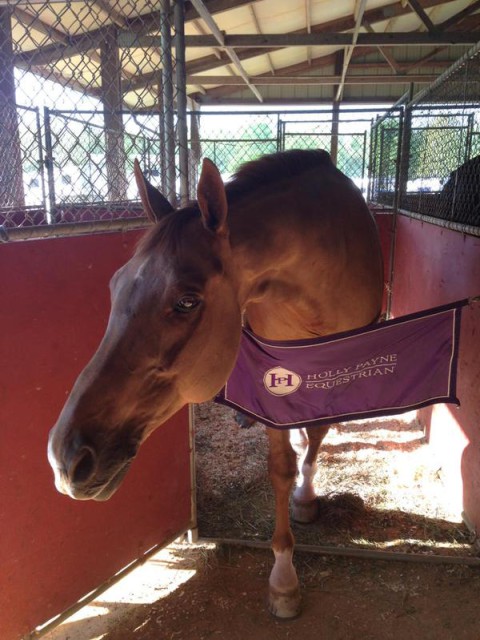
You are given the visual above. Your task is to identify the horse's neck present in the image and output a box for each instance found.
[227,203,327,339]
[225,190,382,341]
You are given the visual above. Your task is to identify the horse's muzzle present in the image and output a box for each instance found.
[47,429,134,501]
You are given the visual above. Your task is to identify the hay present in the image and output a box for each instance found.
[194,403,474,557]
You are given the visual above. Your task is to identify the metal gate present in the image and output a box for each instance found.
[278,113,370,194]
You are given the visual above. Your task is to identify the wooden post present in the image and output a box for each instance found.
[0,7,25,210]
[157,71,167,194]
[160,0,176,205]
[330,50,343,165]
[100,26,127,202]
[330,101,340,165]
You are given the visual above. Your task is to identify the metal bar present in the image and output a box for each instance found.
[201,537,480,566]
[43,107,57,220]
[181,32,477,47]
[34,107,48,221]
[465,113,474,161]
[409,41,480,106]
[276,114,282,152]
[2,218,149,243]
[175,0,189,206]
[367,117,376,202]
[361,129,367,190]
[160,0,176,205]
[386,97,408,319]
[157,71,167,193]
[397,208,480,238]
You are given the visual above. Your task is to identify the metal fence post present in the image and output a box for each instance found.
[157,71,167,194]
[0,7,25,209]
[367,117,378,202]
[160,0,176,205]
[174,0,189,206]
[330,103,340,165]
[397,84,414,210]
[43,107,57,220]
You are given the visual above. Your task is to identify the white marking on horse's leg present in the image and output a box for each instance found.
[268,549,301,619]
[267,428,301,618]
[294,460,318,503]
[290,428,321,523]
[290,428,317,503]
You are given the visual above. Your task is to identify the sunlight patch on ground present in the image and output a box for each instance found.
[316,411,464,523]
[42,542,216,640]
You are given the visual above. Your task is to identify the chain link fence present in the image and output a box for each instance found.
[193,109,376,196]
[399,44,480,229]
[0,0,190,235]
[368,107,403,208]
[4,1,479,238]
[369,43,480,232]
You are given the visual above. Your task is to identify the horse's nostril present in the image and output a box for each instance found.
[69,446,96,485]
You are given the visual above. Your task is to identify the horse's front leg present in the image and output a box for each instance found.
[267,428,301,618]
[290,425,330,523]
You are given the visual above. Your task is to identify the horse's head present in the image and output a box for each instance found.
[48,159,242,501]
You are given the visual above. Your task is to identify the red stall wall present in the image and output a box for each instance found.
[0,231,192,640]
[373,212,394,313]
[391,215,480,531]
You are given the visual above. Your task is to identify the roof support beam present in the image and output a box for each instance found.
[362,20,402,73]
[94,0,128,28]
[335,0,367,101]
[188,0,263,102]
[13,0,457,68]
[14,7,68,43]
[181,31,477,47]
[305,0,312,65]
[186,73,437,85]
[249,4,275,74]
[437,0,480,30]
[406,0,437,33]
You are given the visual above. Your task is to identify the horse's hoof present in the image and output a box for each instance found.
[292,498,319,524]
[268,585,301,619]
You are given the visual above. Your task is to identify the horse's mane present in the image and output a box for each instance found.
[225,149,333,203]
[137,150,333,255]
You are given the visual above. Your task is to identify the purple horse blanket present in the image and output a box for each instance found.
[216,301,465,429]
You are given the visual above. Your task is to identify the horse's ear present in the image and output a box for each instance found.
[197,158,228,235]
[134,159,174,223]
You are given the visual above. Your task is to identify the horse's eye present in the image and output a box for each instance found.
[174,295,201,314]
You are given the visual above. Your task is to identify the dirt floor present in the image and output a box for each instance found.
[43,404,480,640]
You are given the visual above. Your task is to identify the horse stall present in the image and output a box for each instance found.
[369,46,480,537]
[2,1,480,639]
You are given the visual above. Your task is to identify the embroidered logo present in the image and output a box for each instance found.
[263,367,302,396]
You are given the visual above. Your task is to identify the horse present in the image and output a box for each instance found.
[48,149,383,618]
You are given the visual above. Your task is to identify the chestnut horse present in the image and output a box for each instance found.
[48,150,383,618]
